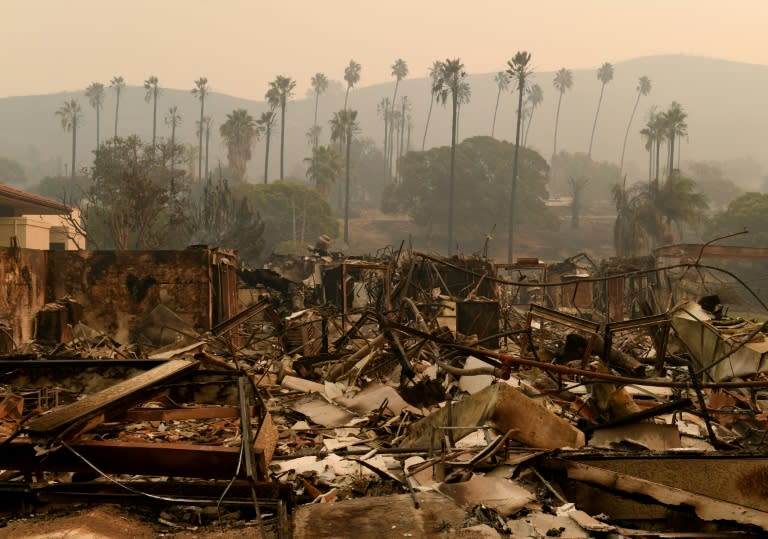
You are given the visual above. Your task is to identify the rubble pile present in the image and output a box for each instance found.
[2,247,768,537]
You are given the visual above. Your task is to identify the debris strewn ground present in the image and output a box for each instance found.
[3,245,768,537]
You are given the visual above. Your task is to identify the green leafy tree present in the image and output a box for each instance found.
[551,151,620,202]
[422,60,442,150]
[56,99,83,180]
[395,136,552,249]
[219,108,257,182]
[612,172,707,256]
[310,72,329,148]
[85,136,171,249]
[506,51,533,263]
[706,192,768,247]
[523,83,543,147]
[85,82,105,148]
[619,76,651,177]
[191,77,209,180]
[552,68,573,159]
[268,75,296,180]
[588,62,614,158]
[491,71,510,138]
[685,161,742,211]
[144,75,160,147]
[248,181,338,255]
[343,60,362,110]
[305,145,341,201]
[0,157,27,185]
[110,76,125,138]
[432,58,467,255]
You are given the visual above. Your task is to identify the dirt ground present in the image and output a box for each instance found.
[0,505,266,538]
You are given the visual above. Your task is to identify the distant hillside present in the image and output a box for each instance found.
[1,55,767,190]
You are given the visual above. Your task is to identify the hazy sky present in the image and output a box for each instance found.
[2,0,767,99]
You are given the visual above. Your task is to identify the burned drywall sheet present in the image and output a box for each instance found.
[45,247,237,342]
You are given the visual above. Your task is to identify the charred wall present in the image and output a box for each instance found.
[45,248,235,343]
[0,247,48,343]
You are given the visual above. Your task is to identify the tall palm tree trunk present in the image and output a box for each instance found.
[344,127,352,243]
[205,123,210,180]
[313,92,320,149]
[620,92,641,176]
[152,95,158,147]
[383,113,389,182]
[114,92,120,138]
[71,120,77,181]
[524,105,536,147]
[553,92,564,159]
[588,85,605,158]
[263,128,271,184]
[508,81,525,263]
[279,101,286,179]
[668,133,676,177]
[655,139,661,182]
[198,99,205,181]
[95,107,100,148]
[422,97,434,151]
[447,92,458,255]
[491,86,502,137]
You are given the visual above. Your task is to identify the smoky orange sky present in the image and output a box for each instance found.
[1,0,766,99]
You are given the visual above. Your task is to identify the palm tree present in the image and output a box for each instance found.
[191,77,209,181]
[330,109,359,243]
[454,80,471,142]
[310,73,329,149]
[110,76,125,138]
[55,99,83,180]
[644,110,666,183]
[387,59,408,180]
[433,58,466,255]
[639,124,654,184]
[491,71,510,138]
[305,145,341,201]
[506,51,533,263]
[268,75,296,180]
[144,75,160,147]
[523,83,543,146]
[619,76,651,176]
[85,82,105,148]
[164,106,182,179]
[663,101,688,177]
[343,60,361,110]
[552,68,573,158]
[377,97,391,186]
[422,60,442,151]
[256,110,276,184]
[587,62,614,158]
[220,108,257,182]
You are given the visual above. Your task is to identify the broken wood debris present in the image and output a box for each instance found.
[3,247,768,536]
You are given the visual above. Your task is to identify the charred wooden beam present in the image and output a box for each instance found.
[1,439,264,480]
[23,359,199,444]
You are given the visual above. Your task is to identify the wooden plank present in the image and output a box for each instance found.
[25,359,198,438]
[564,460,768,531]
